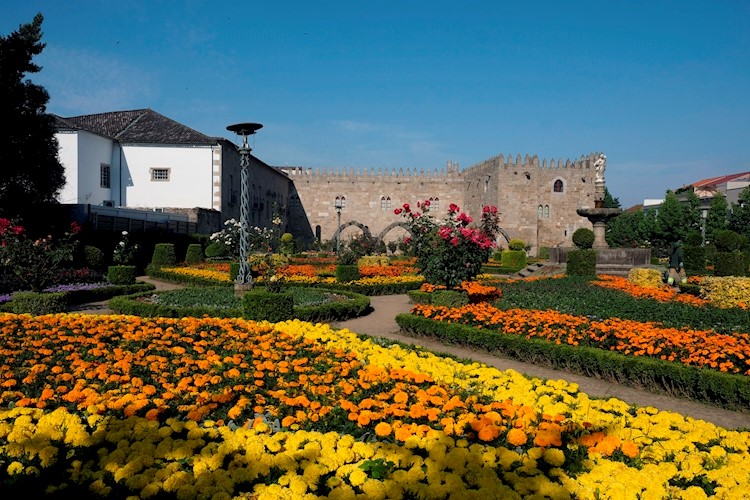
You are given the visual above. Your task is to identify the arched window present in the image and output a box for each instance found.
[386,197,392,210]
[553,179,564,193]
[430,197,439,210]
[380,196,387,211]
[537,205,543,219]
[543,205,550,218]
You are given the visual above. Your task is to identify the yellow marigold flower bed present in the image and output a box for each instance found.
[700,276,750,309]
[627,267,664,288]
[0,314,748,498]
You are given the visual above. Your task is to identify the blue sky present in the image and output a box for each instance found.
[2,1,748,208]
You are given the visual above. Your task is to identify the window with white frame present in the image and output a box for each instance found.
[150,168,171,182]
[100,163,111,188]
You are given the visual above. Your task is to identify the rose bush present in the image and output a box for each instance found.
[395,200,500,287]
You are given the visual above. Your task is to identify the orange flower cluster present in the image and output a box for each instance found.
[593,275,708,306]
[277,264,318,277]
[505,274,566,284]
[192,262,231,272]
[359,265,416,277]
[411,303,750,375]
[0,313,634,458]
[420,281,502,302]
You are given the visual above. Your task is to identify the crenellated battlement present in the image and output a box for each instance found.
[463,152,600,174]
[278,161,462,180]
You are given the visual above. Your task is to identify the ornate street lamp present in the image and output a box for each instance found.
[334,196,344,254]
[226,122,263,295]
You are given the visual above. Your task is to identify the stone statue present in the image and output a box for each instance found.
[594,154,606,182]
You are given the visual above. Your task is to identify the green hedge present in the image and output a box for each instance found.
[108,286,370,323]
[395,314,750,411]
[10,291,68,315]
[185,244,204,265]
[500,250,527,270]
[715,252,748,277]
[151,243,177,267]
[682,245,706,274]
[243,289,294,322]
[566,249,597,276]
[335,265,360,283]
[108,265,137,285]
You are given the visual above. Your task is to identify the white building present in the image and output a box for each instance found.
[54,109,290,233]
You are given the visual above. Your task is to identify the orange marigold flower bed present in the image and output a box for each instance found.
[593,275,709,307]
[411,302,750,375]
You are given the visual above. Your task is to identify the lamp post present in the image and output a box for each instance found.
[226,122,263,295]
[334,197,343,254]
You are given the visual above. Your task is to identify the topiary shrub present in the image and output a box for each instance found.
[684,230,703,247]
[10,291,68,314]
[278,233,295,256]
[151,243,177,267]
[83,245,105,270]
[572,228,595,249]
[713,230,746,253]
[205,242,227,259]
[537,246,550,260]
[184,244,204,265]
[335,265,360,283]
[243,289,294,322]
[508,239,525,251]
[500,250,527,270]
[714,252,748,277]
[431,290,469,307]
[108,265,137,285]
[683,244,706,274]
[566,249,597,276]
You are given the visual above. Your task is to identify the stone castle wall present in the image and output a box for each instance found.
[280,151,599,255]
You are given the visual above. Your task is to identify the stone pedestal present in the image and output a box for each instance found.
[576,207,622,248]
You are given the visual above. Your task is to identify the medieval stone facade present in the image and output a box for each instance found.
[279,152,600,256]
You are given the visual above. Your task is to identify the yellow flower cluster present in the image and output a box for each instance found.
[700,276,750,309]
[161,266,231,282]
[627,267,664,289]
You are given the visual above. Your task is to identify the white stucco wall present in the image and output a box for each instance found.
[56,131,115,205]
[121,145,215,208]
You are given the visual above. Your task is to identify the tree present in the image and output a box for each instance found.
[603,187,621,209]
[606,209,654,248]
[683,190,703,236]
[0,13,64,221]
[704,193,729,244]
[729,185,750,242]
[655,191,685,250]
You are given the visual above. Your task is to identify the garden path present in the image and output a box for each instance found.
[72,277,750,430]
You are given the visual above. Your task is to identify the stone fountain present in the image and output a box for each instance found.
[549,154,652,273]
[576,154,621,248]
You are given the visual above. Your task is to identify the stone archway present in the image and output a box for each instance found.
[375,221,413,249]
[334,221,372,242]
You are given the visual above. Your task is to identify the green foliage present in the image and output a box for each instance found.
[683,190,703,236]
[151,243,177,267]
[713,229,747,252]
[656,191,687,247]
[566,249,597,276]
[729,186,750,241]
[684,230,703,246]
[499,250,527,270]
[112,231,140,265]
[83,245,105,270]
[359,458,395,480]
[335,265,360,283]
[278,233,295,256]
[345,233,379,258]
[682,245,706,274]
[107,265,137,285]
[508,238,525,251]
[603,187,621,209]
[571,228,595,250]
[336,250,358,266]
[242,289,294,322]
[184,244,204,265]
[606,209,656,248]
[537,246,550,260]
[205,242,227,259]
[705,193,729,244]
[0,14,65,221]
[714,253,748,277]
[431,290,469,307]
[10,291,67,314]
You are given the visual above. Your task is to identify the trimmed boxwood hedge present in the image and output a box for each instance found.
[1,282,155,314]
[395,313,750,411]
[108,286,370,323]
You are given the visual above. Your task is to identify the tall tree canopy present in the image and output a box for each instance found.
[729,186,750,242]
[656,191,686,248]
[704,192,729,244]
[0,13,64,220]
